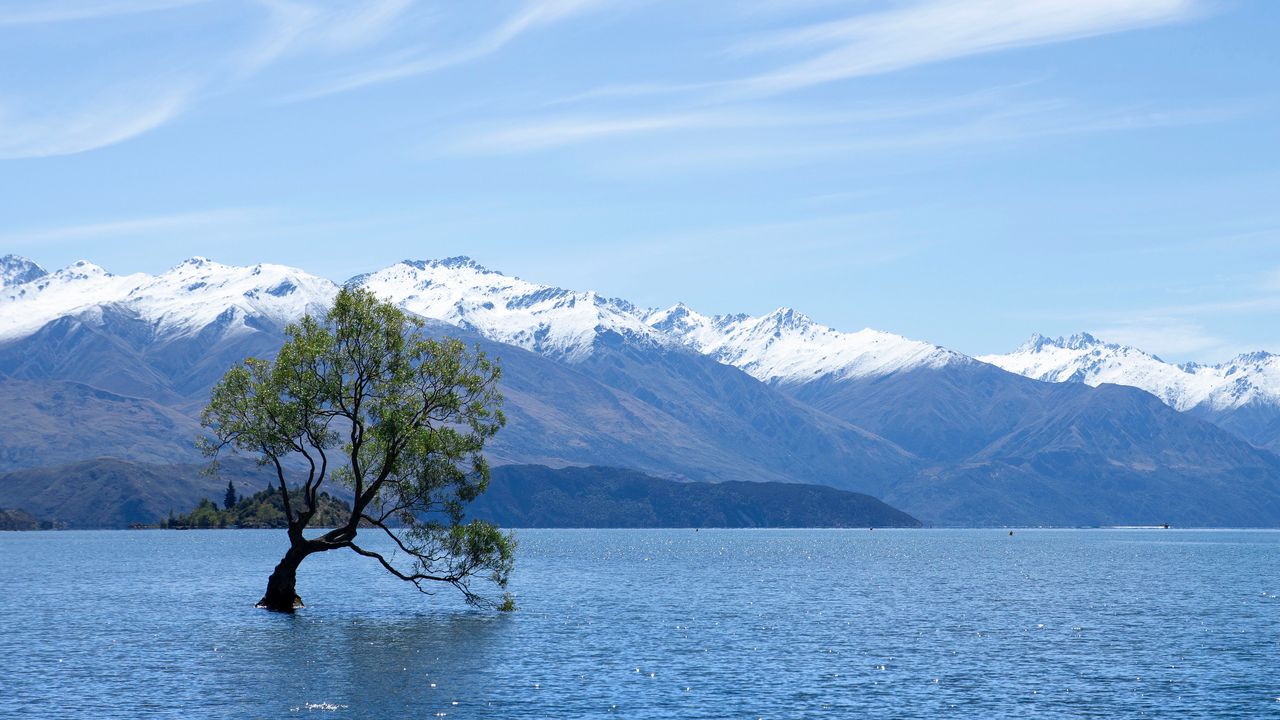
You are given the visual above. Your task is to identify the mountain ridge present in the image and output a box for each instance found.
[3,254,1280,526]
[981,332,1280,449]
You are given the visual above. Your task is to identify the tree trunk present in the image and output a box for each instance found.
[257,544,309,612]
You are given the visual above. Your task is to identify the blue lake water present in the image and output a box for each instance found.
[3,528,1279,718]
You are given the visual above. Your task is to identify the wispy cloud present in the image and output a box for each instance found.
[726,0,1201,98]
[288,0,603,101]
[320,0,415,50]
[0,86,193,159]
[456,0,1216,162]
[237,0,416,76]
[446,84,1042,154]
[447,93,1239,161]
[548,210,921,277]
[232,1,317,76]
[1019,260,1280,361]
[545,1,1203,107]
[0,1,426,159]
[0,0,1228,166]
[0,208,268,245]
[1092,318,1228,359]
[0,0,207,26]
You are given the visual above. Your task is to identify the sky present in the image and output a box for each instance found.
[0,0,1277,363]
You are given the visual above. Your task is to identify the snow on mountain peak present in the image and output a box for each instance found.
[980,333,1280,412]
[648,304,965,385]
[0,253,977,382]
[393,256,497,275]
[0,260,147,340]
[124,259,338,337]
[1067,331,1100,347]
[1230,350,1277,365]
[762,307,814,332]
[646,302,699,327]
[59,260,110,278]
[0,254,47,288]
[1017,331,1110,354]
[0,258,337,343]
[353,258,666,361]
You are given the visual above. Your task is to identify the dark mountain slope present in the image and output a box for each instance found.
[0,379,204,471]
[469,464,921,528]
[787,362,1056,464]
[6,298,1280,527]
[429,323,919,487]
[785,365,1280,525]
[0,314,921,490]
[1190,402,1280,452]
[0,305,289,410]
[0,457,269,528]
[564,331,918,487]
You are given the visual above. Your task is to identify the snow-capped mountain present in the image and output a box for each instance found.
[0,257,337,342]
[1,254,965,381]
[0,261,148,341]
[351,257,673,361]
[979,333,1280,413]
[9,254,1276,412]
[124,257,338,338]
[0,255,47,288]
[646,303,967,385]
[5,254,1280,526]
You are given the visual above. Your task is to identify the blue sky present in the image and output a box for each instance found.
[1,0,1277,362]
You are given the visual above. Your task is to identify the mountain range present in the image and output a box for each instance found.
[980,333,1280,450]
[3,253,1279,527]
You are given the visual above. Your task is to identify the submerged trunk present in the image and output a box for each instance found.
[257,544,310,612]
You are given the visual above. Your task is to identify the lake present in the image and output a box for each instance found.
[3,529,1278,718]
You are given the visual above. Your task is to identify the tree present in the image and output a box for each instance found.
[224,480,238,511]
[200,287,514,612]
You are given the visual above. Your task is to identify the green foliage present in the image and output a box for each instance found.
[200,287,514,607]
[184,498,220,528]
[164,487,353,529]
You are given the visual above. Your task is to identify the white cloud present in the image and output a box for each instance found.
[0,208,267,246]
[449,93,1239,164]
[446,85,1039,154]
[1092,318,1227,359]
[0,87,192,159]
[288,0,604,101]
[727,0,1200,98]
[0,1,425,159]
[237,0,416,75]
[321,0,415,50]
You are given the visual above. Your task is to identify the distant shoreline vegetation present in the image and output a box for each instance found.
[134,464,925,531]
[0,507,64,531]
[154,485,352,530]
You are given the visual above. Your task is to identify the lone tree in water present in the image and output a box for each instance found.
[201,287,513,612]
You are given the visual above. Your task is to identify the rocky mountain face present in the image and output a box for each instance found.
[2,254,1279,527]
[0,255,47,289]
